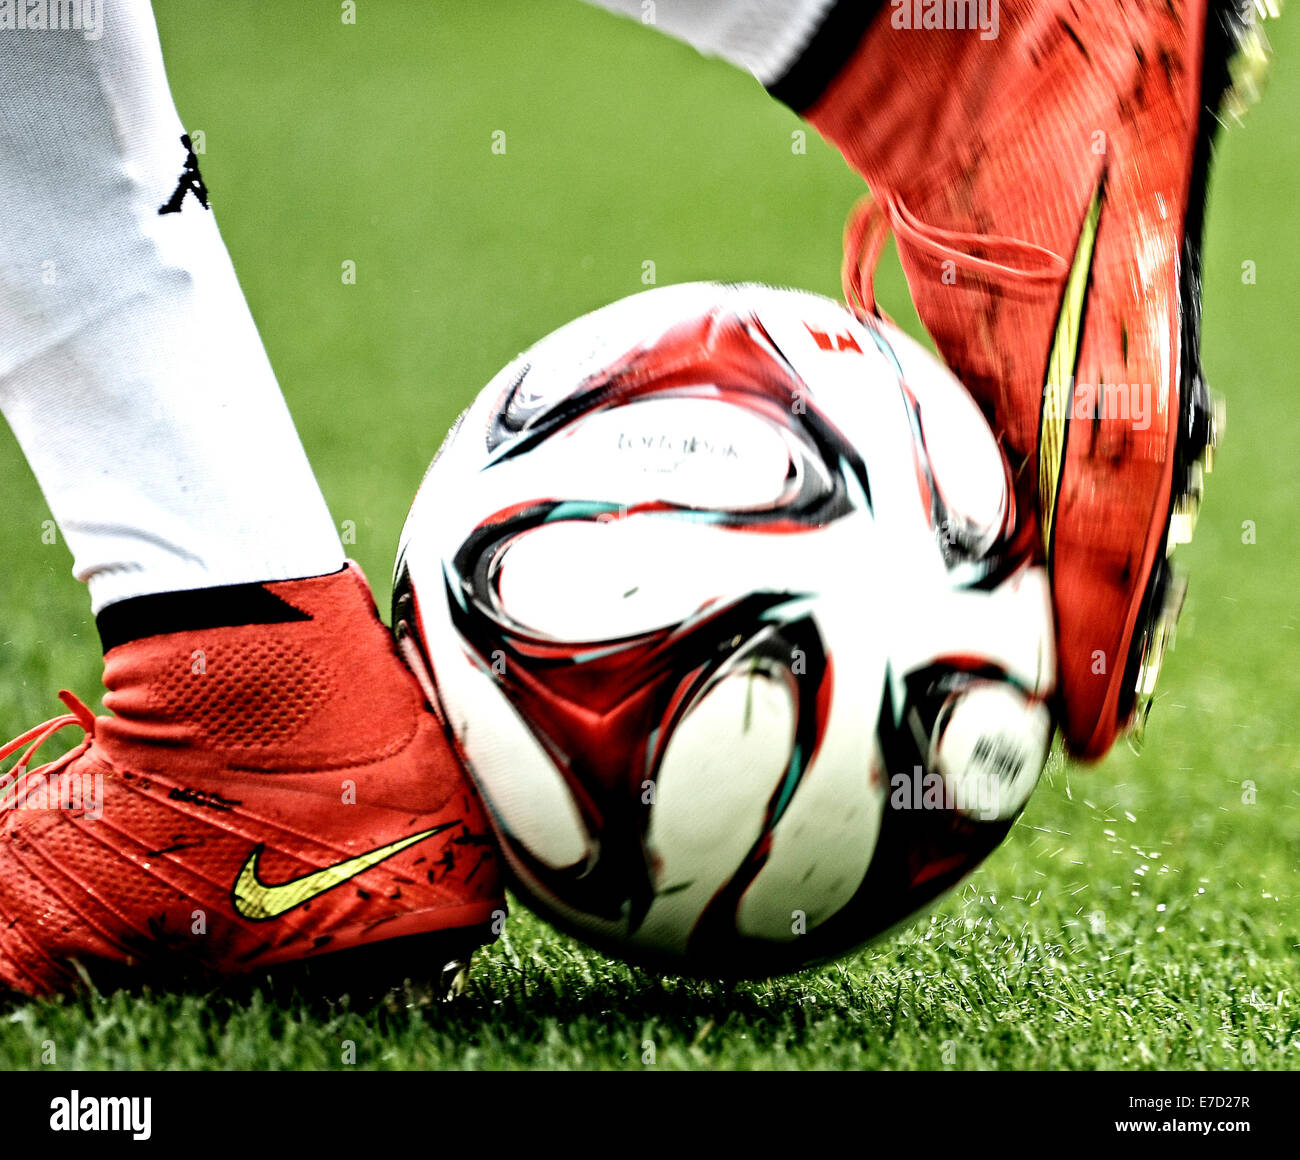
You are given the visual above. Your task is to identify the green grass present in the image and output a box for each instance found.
[1,1,1298,1070]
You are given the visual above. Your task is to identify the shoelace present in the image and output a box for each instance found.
[0,692,96,793]
[840,190,1069,326]
[841,193,890,322]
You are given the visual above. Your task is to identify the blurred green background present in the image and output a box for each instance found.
[0,1,1296,1068]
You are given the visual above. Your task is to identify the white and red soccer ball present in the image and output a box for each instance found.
[395,283,1054,975]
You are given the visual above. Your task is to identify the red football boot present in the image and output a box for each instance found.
[0,563,503,997]
[782,0,1270,756]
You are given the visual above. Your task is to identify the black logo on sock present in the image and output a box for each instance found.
[158,134,210,215]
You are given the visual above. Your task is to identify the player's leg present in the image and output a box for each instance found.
[0,1,342,607]
[0,2,501,995]
[788,1,1265,758]
[592,0,1268,758]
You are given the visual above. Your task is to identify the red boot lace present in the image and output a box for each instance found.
[841,187,1069,328]
[841,193,890,322]
[0,692,97,798]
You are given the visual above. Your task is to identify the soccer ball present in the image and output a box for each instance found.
[394,282,1055,976]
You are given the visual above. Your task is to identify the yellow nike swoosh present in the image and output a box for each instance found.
[232,823,454,922]
[1039,181,1104,561]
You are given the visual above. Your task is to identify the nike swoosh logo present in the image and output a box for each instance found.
[232,823,455,921]
[1039,179,1104,562]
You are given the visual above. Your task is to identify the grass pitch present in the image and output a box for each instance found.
[1,1,1297,1070]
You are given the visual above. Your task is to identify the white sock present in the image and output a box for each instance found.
[583,0,835,84]
[0,0,343,613]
